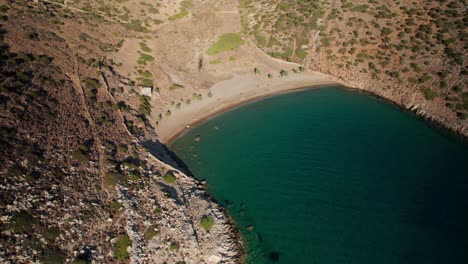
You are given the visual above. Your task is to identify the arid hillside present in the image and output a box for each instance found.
[0,1,241,263]
[0,0,466,263]
[240,0,467,133]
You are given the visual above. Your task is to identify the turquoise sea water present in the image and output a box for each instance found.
[170,87,468,264]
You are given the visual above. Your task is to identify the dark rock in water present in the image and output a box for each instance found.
[194,135,201,142]
[268,251,280,262]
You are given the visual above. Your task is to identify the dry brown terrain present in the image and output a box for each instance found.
[240,0,467,135]
[0,0,466,263]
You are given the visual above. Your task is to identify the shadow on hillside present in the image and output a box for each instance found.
[141,139,193,176]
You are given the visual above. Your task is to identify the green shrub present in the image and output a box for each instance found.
[72,148,90,162]
[200,215,214,231]
[139,78,153,87]
[124,19,148,32]
[109,200,123,215]
[139,42,152,52]
[83,78,98,88]
[104,171,125,187]
[351,4,369,12]
[168,8,189,21]
[137,53,154,65]
[296,48,307,59]
[144,225,158,240]
[163,173,176,183]
[254,32,266,47]
[114,235,132,261]
[170,242,180,250]
[169,84,184,91]
[422,87,437,101]
[138,95,151,117]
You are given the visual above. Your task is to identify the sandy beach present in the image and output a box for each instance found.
[156,71,338,143]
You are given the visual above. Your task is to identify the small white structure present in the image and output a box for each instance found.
[140,87,153,97]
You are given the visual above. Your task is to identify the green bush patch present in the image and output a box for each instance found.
[170,242,180,250]
[144,225,158,240]
[422,87,437,101]
[168,8,189,21]
[163,173,176,183]
[169,84,184,91]
[200,215,214,231]
[139,42,152,52]
[207,33,245,55]
[114,235,132,261]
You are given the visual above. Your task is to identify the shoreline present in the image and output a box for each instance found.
[157,71,467,145]
[165,83,338,144]
[156,72,467,263]
[157,72,339,144]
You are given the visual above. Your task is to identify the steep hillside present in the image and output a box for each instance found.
[0,0,466,263]
[240,0,467,134]
[0,1,241,263]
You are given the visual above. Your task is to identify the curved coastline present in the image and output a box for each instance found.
[158,72,339,144]
[170,88,468,263]
[158,72,467,145]
[159,72,467,263]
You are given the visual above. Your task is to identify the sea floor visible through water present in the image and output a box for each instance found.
[171,87,468,264]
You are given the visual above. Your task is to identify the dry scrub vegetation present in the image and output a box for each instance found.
[240,0,467,120]
[0,1,240,263]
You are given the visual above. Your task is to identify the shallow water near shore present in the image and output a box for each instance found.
[170,87,468,264]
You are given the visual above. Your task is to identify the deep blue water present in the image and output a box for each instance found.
[170,87,468,264]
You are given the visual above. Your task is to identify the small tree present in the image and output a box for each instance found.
[170,242,180,250]
[280,70,288,77]
[200,215,214,231]
[163,173,176,183]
